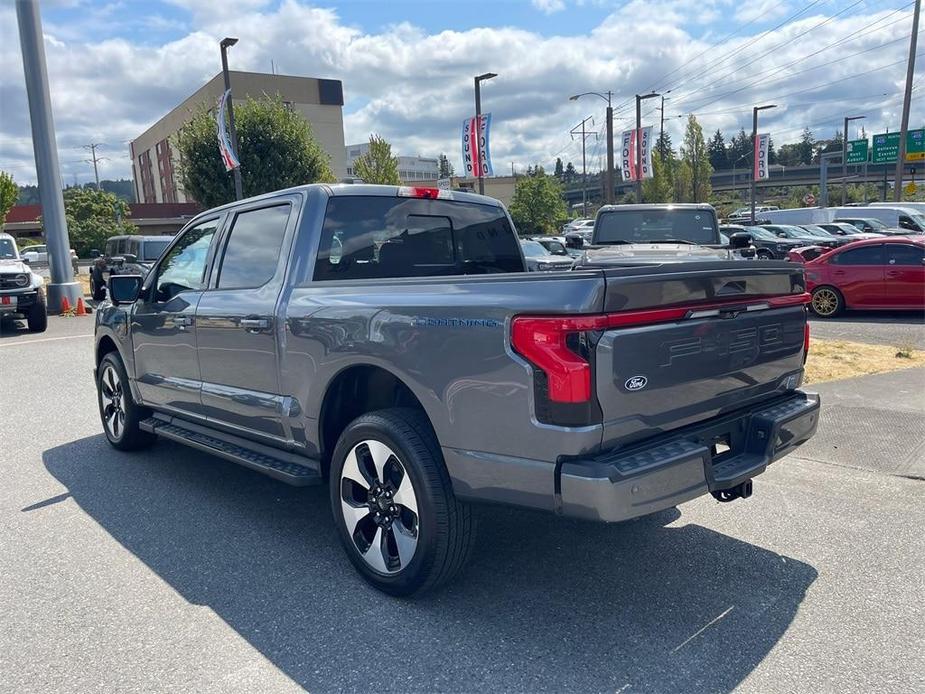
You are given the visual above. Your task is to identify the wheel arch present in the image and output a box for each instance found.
[317,363,436,476]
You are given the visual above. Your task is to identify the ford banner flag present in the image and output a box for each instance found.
[216,89,240,172]
[462,114,493,178]
[754,133,770,181]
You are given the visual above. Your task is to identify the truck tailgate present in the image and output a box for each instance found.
[596,262,808,449]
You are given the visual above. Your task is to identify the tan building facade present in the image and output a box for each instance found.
[130,71,347,204]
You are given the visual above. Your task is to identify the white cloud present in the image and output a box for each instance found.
[532,0,566,13]
[0,0,919,187]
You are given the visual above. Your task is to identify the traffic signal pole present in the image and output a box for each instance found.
[894,0,920,201]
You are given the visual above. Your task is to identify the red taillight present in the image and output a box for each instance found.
[511,293,812,404]
[397,186,451,200]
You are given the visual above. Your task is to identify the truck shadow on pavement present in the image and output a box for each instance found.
[42,435,817,694]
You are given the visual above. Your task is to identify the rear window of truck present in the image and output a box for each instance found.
[313,196,523,281]
[595,209,718,245]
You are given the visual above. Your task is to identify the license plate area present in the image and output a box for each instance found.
[1,295,15,306]
[711,434,733,462]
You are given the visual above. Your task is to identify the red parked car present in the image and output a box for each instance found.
[804,237,925,317]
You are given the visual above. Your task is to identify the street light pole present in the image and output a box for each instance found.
[750,104,776,223]
[569,91,614,204]
[474,72,497,195]
[15,0,81,314]
[894,0,920,201]
[842,115,865,204]
[220,37,243,201]
[635,92,659,202]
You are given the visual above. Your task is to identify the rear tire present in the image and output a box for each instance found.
[90,272,105,301]
[329,408,476,596]
[27,292,47,333]
[810,285,843,318]
[756,249,773,260]
[96,352,155,451]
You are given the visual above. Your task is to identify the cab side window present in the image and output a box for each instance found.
[153,219,219,302]
[214,204,291,289]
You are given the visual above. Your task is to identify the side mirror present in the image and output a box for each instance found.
[729,232,753,250]
[89,249,101,259]
[108,274,142,305]
[20,257,30,265]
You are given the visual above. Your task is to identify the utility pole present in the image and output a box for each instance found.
[570,116,596,217]
[842,115,864,204]
[569,91,614,204]
[658,95,667,162]
[220,37,243,201]
[15,0,81,313]
[474,72,497,195]
[83,142,106,189]
[635,92,659,202]
[894,0,920,201]
[750,104,776,223]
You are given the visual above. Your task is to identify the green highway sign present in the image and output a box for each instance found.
[871,129,925,164]
[846,138,868,164]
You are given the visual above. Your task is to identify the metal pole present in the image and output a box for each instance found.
[863,160,868,203]
[474,76,483,195]
[659,95,665,162]
[894,0,920,201]
[15,0,80,313]
[635,94,643,202]
[750,107,758,223]
[221,40,243,201]
[842,117,849,205]
[581,117,587,217]
[605,96,614,205]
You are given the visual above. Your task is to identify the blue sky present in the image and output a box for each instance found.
[1,1,920,185]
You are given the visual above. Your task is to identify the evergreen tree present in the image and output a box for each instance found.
[797,128,815,165]
[729,129,751,165]
[767,136,778,165]
[554,157,564,179]
[438,154,454,178]
[564,162,577,183]
[708,129,728,170]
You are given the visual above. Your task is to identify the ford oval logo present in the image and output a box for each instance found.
[624,376,648,391]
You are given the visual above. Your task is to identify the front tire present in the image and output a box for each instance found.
[90,272,105,301]
[27,291,47,333]
[96,352,155,451]
[756,249,773,260]
[810,285,844,318]
[329,408,476,596]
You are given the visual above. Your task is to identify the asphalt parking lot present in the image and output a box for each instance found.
[1,316,923,693]
[809,309,925,349]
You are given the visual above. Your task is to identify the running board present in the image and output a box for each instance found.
[140,415,322,486]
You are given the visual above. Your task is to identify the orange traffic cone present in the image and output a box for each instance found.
[75,297,87,316]
[60,296,71,314]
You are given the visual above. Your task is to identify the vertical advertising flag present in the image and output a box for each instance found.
[620,129,636,181]
[478,113,493,177]
[639,126,654,180]
[620,127,654,180]
[216,89,240,172]
[462,114,494,178]
[754,132,770,181]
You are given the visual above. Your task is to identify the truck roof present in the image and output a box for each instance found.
[596,203,716,213]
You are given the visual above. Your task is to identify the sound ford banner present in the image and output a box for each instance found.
[754,132,770,181]
[620,127,654,181]
[216,89,240,172]
[462,114,493,178]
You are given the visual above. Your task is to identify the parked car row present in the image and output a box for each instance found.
[19,244,80,274]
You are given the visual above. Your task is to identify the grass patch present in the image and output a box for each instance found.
[804,339,925,385]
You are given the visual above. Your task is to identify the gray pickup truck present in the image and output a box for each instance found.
[94,184,820,596]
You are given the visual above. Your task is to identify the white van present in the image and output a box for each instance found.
[869,201,925,214]
[829,206,924,233]
[763,208,834,225]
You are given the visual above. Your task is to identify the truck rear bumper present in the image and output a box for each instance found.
[557,391,820,522]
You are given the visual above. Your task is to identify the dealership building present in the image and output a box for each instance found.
[129,71,347,204]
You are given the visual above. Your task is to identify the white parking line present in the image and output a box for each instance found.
[0,333,93,347]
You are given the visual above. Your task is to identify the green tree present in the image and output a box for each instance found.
[767,135,778,165]
[729,129,751,164]
[554,157,564,179]
[508,173,567,235]
[0,171,17,227]
[642,153,674,202]
[438,153,454,178]
[564,161,576,182]
[176,95,334,208]
[353,134,401,185]
[680,115,713,202]
[707,129,728,170]
[797,128,815,165]
[43,187,135,256]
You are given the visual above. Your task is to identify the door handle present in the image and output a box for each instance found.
[174,316,193,327]
[240,318,269,331]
